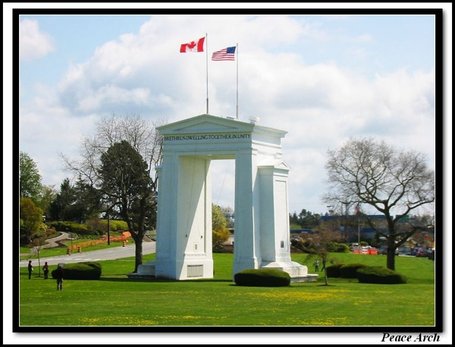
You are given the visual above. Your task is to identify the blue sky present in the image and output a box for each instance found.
[20,15,151,97]
[18,12,438,215]
[19,14,436,102]
[296,15,435,72]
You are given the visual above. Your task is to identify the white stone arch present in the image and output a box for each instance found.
[136,114,313,281]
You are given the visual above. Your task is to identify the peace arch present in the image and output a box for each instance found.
[136,114,314,281]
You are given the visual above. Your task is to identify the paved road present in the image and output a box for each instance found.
[20,241,156,267]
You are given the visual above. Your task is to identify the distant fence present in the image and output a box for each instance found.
[67,232,131,252]
[352,247,378,255]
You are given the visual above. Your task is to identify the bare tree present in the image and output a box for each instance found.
[66,114,163,190]
[325,138,434,270]
[63,114,164,272]
[291,224,342,286]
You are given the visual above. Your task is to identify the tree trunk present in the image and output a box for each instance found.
[323,269,328,286]
[133,234,143,273]
[386,239,396,270]
[322,257,328,286]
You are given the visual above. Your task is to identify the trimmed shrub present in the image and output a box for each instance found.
[327,242,350,253]
[234,268,291,287]
[51,262,102,280]
[86,218,129,233]
[357,266,407,284]
[340,263,368,278]
[47,221,99,236]
[326,263,344,278]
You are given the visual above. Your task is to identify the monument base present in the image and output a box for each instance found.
[129,258,214,280]
[127,262,155,280]
[261,261,319,282]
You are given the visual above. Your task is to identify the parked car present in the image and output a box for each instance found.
[396,246,412,256]
[414,248,428,257]
[378,246,387,255]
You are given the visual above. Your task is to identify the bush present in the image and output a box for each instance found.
[326,264,344,277]
[357,266,407,284]
[86,218,129,233]
[213,228,231,252]
[47,221,99,236]
[234,268,291,287]
[340,263,367,278]
[327,242,350,253]
[51,262,102,280]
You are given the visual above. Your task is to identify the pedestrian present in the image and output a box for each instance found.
[314,259,320,272]
[55,264,64,291]
[27,260,33,279]
[43,262,49,279]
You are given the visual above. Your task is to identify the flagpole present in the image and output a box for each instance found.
[236,43,239,119]
[206,33,209,114]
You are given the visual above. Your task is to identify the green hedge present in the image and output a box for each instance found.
[357,266,407,284]
[234,268,291,287]
[327,242,350,253]
[326,264,344,278]
[340,263,368,278]
[51,262,102,280]
[86,219,129,233]
[47,221,99,236]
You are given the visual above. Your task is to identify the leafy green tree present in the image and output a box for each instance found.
[20,197,44,245]
[72,176,103,222]
[48,177,102,223]
[325,138,434,270]
[19,152,42,201]
[62,114,163,228]
[48,178,77,221]
[289,212,299,227]
[61,115,163,269]
[212,204,230,251]
[99,140,154,272]
[298,209,320,228]
[35,185,56,220]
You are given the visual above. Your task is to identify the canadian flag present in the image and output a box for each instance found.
[180,37,205,53]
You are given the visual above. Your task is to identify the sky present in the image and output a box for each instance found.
[16,10,440,218]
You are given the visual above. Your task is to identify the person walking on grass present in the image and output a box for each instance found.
[43,262,49,279]
[314,259,320,272]
[55,264,64,290]
[27,260,33,279]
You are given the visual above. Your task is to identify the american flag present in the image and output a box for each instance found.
[212,46,236,61]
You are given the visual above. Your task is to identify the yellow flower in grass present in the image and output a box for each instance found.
[249,289,349,302]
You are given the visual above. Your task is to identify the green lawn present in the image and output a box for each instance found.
[18,252,435,328]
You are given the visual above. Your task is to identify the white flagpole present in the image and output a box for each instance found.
[236,43,239,119]
[206,33,209,114]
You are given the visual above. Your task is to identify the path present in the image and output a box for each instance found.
[42,231,72,248]
[19,241,156,267]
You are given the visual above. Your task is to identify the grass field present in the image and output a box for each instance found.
[18,251,435,328]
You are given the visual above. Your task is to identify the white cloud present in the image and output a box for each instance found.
[19,15,436,213]
[19,19,54,61]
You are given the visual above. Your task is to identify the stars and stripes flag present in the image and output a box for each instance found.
[211,46,236,61]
